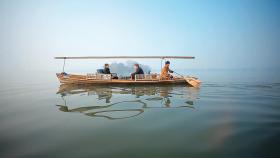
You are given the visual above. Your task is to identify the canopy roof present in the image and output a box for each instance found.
[54,56,195,59]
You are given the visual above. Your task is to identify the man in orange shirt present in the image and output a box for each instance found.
[160,61,174,80]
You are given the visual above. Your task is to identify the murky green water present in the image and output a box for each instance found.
[0,70,279,158]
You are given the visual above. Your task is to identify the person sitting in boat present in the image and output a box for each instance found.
[131,64,144,79]
[97,64,118,79]
[103,63,111,74]
[160,61,174,80]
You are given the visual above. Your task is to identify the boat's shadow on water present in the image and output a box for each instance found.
[56,84,200,120]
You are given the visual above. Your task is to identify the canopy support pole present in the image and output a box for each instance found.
[161,58,164,71]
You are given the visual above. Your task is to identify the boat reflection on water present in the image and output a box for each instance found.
[56,84,200,120]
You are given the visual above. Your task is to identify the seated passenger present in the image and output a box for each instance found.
[99,63,118,79]
[160,61,174,80]
[103,63,111,74]
[131,64,144,79]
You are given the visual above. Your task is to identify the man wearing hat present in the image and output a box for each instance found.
[160,61,174,80]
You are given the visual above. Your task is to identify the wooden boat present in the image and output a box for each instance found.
[55,56,201,87]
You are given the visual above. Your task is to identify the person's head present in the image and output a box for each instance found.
[104,63,109,68]
[134,63,139,70]
[165,61,170,67]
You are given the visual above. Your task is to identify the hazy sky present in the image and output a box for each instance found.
[0,0,279,72]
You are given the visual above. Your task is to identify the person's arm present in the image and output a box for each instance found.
[168,68,174,73]
[104,68,111,74]
[140,68,144,74]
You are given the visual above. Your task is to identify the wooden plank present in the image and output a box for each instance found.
[184,77,201,88]
[54,56,195,59]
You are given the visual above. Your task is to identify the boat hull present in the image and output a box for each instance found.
[56,73,189,85]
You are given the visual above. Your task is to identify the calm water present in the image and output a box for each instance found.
[0,70,280,158]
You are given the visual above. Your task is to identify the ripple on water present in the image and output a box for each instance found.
[1,81,280,157]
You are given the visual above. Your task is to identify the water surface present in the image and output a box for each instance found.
[0,70,279,158]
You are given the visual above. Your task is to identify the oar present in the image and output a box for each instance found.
[172,71,201,88]
[172,71,184,78]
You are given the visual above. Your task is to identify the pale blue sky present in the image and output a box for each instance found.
[0,0,279,72]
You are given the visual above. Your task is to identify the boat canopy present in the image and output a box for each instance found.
[54,56,195,59]
[55,56,195,74]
